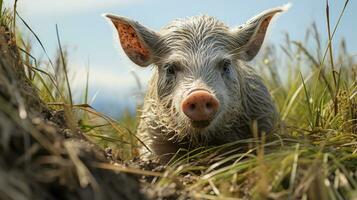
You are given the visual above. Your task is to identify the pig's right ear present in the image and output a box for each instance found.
[104,14,160,67]
[231,5,289,61]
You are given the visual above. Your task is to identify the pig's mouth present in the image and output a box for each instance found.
[190,120,211,129]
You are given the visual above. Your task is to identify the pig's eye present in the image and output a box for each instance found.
[165,63,177,76]
[221,59,231,75]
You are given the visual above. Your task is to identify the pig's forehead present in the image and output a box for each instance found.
[160,15,230,37]
[162,15,227,30]
[158,16,235,55]
[164,49,232,67]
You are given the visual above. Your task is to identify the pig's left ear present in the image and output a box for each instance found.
[104,14,160,67]
[232,5,289,61]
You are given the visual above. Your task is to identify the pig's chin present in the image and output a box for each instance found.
[190,120,211,129]
[187,113,221,130]
[182,110,222,131]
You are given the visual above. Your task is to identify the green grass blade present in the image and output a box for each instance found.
[55,24,73,107]
[300,72,314,129]
[84,59,90,104]
[16,11,55,72]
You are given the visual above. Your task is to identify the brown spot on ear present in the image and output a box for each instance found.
[258,16,273,35]
[114,21,150,63]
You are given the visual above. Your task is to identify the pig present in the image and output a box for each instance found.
[105,5,287,161]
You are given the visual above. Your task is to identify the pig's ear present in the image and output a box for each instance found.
[104,14,160,67]
[232,5,289,61]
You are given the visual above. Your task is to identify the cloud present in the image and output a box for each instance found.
[6,0,141,16]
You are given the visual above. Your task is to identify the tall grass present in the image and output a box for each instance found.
[14,11,143,161]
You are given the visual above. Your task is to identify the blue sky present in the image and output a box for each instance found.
[5,0,356,116]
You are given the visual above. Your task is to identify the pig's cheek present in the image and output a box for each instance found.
[172,87,185,114]
[214,86,228,114]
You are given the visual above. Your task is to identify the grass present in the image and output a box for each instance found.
[4,0,357,199]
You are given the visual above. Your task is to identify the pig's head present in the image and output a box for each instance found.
[105,6,286,141]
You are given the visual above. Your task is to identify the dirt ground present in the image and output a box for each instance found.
[0,25,149,200]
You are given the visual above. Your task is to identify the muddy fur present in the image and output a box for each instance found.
[106,6,288,161]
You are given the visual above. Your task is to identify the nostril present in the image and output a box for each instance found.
[206,102,212,109]
[189,103,196,111]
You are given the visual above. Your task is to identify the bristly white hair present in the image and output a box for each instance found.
[105,5,288,161]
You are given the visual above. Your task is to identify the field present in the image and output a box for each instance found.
[0,1,356,200]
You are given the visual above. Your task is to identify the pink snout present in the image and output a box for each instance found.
[181,90,219,124]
